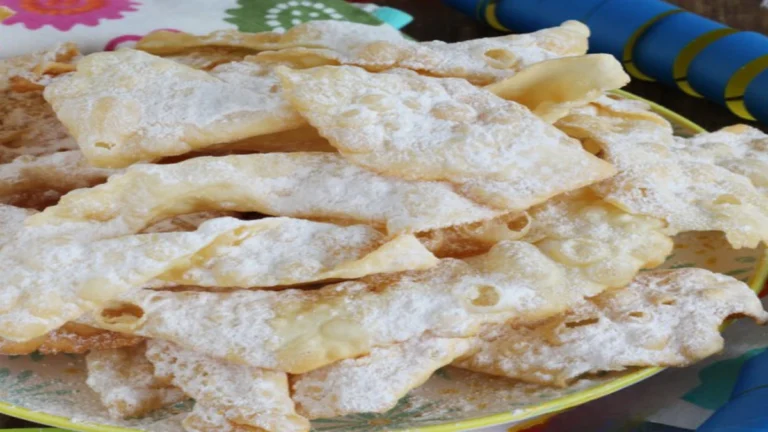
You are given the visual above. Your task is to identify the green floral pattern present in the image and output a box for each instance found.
[225,0,381,33]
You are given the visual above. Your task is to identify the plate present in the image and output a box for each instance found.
[1,91,766,432]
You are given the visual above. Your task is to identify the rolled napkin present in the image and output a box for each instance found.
[698,348,768,431]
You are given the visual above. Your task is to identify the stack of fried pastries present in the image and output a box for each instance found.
[1,20,767,432]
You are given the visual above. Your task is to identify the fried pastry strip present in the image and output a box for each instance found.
[256,20,589,85]
[0,43,79,91]
[44,50,306,168]
[421,189,673,284]
[93,241,592,374]
[86,343,186,419]
[455,269,768,387]
[292,335,472,419]
[0,151,116,209]
[558,96,768,248]
[278,66,615,209]
[0,322,142,356]
[520,189,672,292]
[138,21,405,53]
[0,216,309,341]
[146,340,310,432]
[677,125,768,195]
[0,89,78,163]
[29,153,503,236]
[1,212,436,341]
[151,218,438,288]
[485,54,630,122]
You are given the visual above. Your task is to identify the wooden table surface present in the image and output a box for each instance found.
[380,0,768,132]
[2,0,766,429]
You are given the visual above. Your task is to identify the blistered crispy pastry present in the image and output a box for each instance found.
[86,343,186,419]
[559,97,768,249]
[137,22,405,56]
[0,216,311,342]
[486,54,630,122]
[94,241,588,374]
[258,21,589,85]
[44,50,306,168]
[522,189,672,292]
[292,335,472,419]
[29,153,502,235]
[0,43,79,91]
[676,125,768,195]
[146,340,310,432]
[152,218,438,288]
[455,269,768,387]
[0,322,142,356]
[0,151,116,209]
[421,189,673,280]
[418,213,530,258]
[0,89,78,162]
[278,66,615,209]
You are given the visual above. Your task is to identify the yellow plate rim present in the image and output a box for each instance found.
[2,90,766,432]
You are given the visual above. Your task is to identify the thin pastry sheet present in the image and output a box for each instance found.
[137,21,404,56]
[521,189,673,292]
[0,89,78,163]
[43,50,306,168]
[28,152,503,235]
[0,151,116,210]
[0,215,317,341]
[257,20,589,85]
[676,124,768,195]
[485,54,630,122]
[558,96,768,248]
[150,218,438,288]
[146,340,310,432]
[86,343,185,419]
[93,240,594,374]
[278,66,615,210]
[0,42,79,91]
[292,335,472,419]
[0,322,142,356]
[455,269,768,386]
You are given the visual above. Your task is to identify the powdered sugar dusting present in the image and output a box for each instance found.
[44,50,306,168]
[86,343,185,419]
[0,151,116,210]
[30,152,503,235]
[146,340,309,432]
[558,96,768,248]
[278,66,615,211]
[151,218,438,288]
[96,240,590,374]
[0,90,78,163]
[293,335,472,418]
[257,21,589,85]
[456,269,768,386]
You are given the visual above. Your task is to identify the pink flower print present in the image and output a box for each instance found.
[0,0,140,31]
